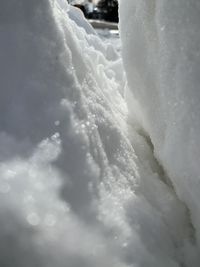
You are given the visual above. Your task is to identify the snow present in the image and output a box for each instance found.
[119,0,200,260]
[0,0,200,266]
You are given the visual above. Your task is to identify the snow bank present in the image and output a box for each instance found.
[0,1,128,266]
[0,0,199,266]
[120,0,200,257]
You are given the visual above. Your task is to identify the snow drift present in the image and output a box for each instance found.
[0,0,200,266]
[119,0,200,256]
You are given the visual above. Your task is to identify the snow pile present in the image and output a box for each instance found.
[120,0,200,257]
[0,0,200,266]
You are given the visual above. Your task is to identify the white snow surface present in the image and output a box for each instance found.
[0,0,200,266]
[120,0,200,262]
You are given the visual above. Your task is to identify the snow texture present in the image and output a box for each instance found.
[0,0,199,266]
[120,1,200,263]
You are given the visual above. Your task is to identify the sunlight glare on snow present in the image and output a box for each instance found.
[0,0,200,266]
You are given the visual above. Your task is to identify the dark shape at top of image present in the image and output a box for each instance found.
[97,0,118,22]
[69,0,119,23]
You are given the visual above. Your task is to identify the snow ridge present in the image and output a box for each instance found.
[0,0,200,266]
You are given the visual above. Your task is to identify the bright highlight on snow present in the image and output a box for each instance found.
[0,0,200,266]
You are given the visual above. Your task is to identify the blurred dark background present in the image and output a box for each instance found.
[68,0,118,23]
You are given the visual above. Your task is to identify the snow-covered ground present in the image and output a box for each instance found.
[0,0,200,266]
[96,28,121,53]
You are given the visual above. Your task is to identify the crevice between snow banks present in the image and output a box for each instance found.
[127,122,199,266]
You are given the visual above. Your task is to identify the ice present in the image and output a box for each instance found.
[0,0,200,266]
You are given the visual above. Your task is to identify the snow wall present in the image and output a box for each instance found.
[119,0,200,257]
[0,0,200,266]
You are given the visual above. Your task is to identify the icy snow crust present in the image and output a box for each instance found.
[0,0,199,266]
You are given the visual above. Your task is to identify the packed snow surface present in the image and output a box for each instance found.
[0,0,200,266]
[120,0,200,260]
